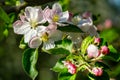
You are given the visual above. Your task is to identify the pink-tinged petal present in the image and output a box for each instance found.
[87,44,100,58]
[13,20,30,34]
[36,26,47,36]
[77,18,93,32]
[25,7,42,21]
[29,36,42,48]
[24,29,37,43]
[59,11,69,22]
[46,23,57,32]
[52,3,62,14]
[43,7,53,23]
[20,15,27,22]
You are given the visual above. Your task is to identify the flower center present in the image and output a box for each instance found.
[30,20,38,29]
[53,14,60,22]
[41,32,49,42]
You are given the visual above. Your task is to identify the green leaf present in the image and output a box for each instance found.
[88,71,109,80]
[58,24,83,33]
[58,72,76,80]
[95,62,110,70]
[47,39,73,54]
[19,37,27,49]
[102,45,120,62]
[3,29,8,37]
[52,58,67,72]
[0,7,10,23]
[81,36,94,54]
[22,48,38,80]
[48,48,70,54]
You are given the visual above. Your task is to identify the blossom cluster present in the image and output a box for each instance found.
[13,3,98,50]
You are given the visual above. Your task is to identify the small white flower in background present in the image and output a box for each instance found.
[69,14,99,37]
[43,3,69,26]
[13,6,46,43]
[87,44,100,58]
[29,24,63,50]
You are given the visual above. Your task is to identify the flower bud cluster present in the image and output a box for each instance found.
[63,61,77,74]
[87,37,109,58]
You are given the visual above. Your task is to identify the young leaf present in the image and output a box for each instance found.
[22,48,38,80]
[47,39,73,54]
[58,72,76,80]
[0,7,10,23]
[88,71,109,80]
[52,58,67,72]
[58,24,83,33]
[81,36,94,54]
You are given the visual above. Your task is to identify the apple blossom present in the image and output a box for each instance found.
[13,6,46,43]
[87,44,100,58]
[92,67,103,76]
[29,24,63,49]
[43,3,69,25]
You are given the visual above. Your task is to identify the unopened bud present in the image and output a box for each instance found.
[63,61,77,74]
[87,44,100,58]
[94,38,101,45]
[101,46,109,55]
[92,67,103,76]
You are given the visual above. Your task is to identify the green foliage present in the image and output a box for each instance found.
[0,7,10,24]
[52,58,67,72]
[100,28,119,43]
[22,48,38,80]
[58,24,83,32]
[103,45,120,62]
[88,71,109,80]
[47,38,73,54]
[81,36,94,54]
[58,72,76,80]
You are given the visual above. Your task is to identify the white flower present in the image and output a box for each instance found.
[43,3,69,25]
[13,6,46,43]
[87,44,100,58]
[70,15,99,37]
[29,24,63,50]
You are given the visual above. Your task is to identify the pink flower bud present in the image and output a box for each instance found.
[68,63,77,74]
[92,67,103,76]
[94,38,101,45]
[87,44,100,58]
[63,61,77,74]
[82,11,91,19]
[101,46,109,55]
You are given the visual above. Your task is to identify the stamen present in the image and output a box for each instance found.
[41,32,49,42]
[53,14,60,22]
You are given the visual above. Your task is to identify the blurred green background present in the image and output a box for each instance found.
[0,0,120,80]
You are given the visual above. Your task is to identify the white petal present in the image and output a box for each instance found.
[29,36,42,48]
[36,26,47,36]
[77,18,93,32]
[43,40,55,50]
[52,3,62,14]
[59,11,69,22]
[24,29,37,43]
[25,7,42,21]
[13,20,30,34]
[43,7,53,23]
